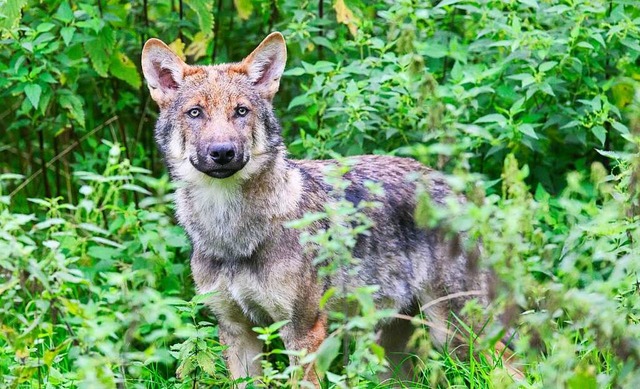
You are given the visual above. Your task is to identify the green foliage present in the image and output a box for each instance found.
[287,161,391,387]
[1,0,640,388]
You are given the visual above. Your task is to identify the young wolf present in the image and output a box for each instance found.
[142,32,491,386]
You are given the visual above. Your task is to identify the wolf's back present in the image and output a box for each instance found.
[289,155,486,315]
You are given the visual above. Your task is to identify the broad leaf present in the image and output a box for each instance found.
[110,53,142,89]
[24,84,42,110]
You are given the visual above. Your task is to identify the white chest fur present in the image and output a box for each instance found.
[178,165,306,323]
[174,164,303,260]
[193,257,303,325]
[175,181,270,259]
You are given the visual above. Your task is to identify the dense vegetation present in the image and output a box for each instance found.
[1,0,639,387]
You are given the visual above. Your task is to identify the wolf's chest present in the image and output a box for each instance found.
[175,185,271,259]
[195,261,302,326]
[228,270,297,324]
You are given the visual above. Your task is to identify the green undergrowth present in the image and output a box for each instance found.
[2,0,640,388]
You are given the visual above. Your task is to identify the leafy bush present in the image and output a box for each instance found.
[1,0,639,388]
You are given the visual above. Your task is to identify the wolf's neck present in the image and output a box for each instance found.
[240,154,302,216]
[176,153,302,260]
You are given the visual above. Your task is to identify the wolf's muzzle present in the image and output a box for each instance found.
[208,142,236,165]
[193,142,247,178]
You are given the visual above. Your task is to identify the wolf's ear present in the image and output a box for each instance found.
[241,32,287,100]
[141,38,187,107]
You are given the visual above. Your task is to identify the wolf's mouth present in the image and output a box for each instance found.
[189,155,248,179]
[205,169,240,179]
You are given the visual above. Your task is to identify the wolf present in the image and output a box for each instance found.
[141,32,492,386]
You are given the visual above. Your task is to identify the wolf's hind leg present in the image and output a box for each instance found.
[377,317,416,384]
[281,312,327,388]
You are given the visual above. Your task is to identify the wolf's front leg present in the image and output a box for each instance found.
[281,312,327,387]
[218,319,264,387]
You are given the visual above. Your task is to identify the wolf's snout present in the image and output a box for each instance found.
[208,143,236,165]
[192,141,246,178]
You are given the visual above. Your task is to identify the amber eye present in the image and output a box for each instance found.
[235,106,249,117]
[187,108,201,118]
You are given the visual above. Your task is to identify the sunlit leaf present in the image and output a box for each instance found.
[110,53,142,89]
[169,38,186,61]
[0,0,27,31]
[333,0,359,36]
[233,0,253,20]
[185,31,211,61]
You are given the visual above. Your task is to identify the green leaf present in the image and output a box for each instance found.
[539,82,555,96]
[120,183,151,195]
[567,367,597,389]
[109,53,142,89]
[39,72,57,84]
[0,0,27,31]
[85,27,115,77]
[24,84,42,110]
[60,93,85,127]
[519,123,538,139]
[519,0,539,8]
[319,287,336,309]
[196,352,218,376]
[60,26,75,46]
[424,42,447,58]
[507,73,535,87]
[369,343,385,362]
[266,320,290,333]
[176,357,196,379]
[34,218,66,230]
[435,0,464,8]
[611,121,629,134]
[591,125,606,146]
[539,61,557,72]
[55,1,74,24]
[577,41,594,50]
[37,23,56,33]
[284,67,306,77]
[191,291,216,304]
[87,246,119,261]
[621,37,640,53]
[475,113,507,127]
[288,94,311,109]
[316,336,341,372]
[186,0,213,35]
[89,237,124,249]
[234,0,254,20]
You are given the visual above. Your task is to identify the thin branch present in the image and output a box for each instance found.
[0,99,22,121]
[318,0,323,60]
[420,290,484,312]
[38,129,50,198]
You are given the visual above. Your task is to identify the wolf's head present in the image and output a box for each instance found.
[141,33,287,182]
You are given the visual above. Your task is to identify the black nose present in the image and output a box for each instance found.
[208,143,236,165]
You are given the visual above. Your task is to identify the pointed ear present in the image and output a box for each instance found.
[241,32,287,100]
[141,38,187,107]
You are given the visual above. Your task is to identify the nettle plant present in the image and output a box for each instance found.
[414,151,640,387]
[0,144,204,387]
[284,0,640,190]
[284,161,392,388]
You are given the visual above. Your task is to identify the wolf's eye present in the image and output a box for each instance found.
[187,108,201,118]
[235,106,249,117]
